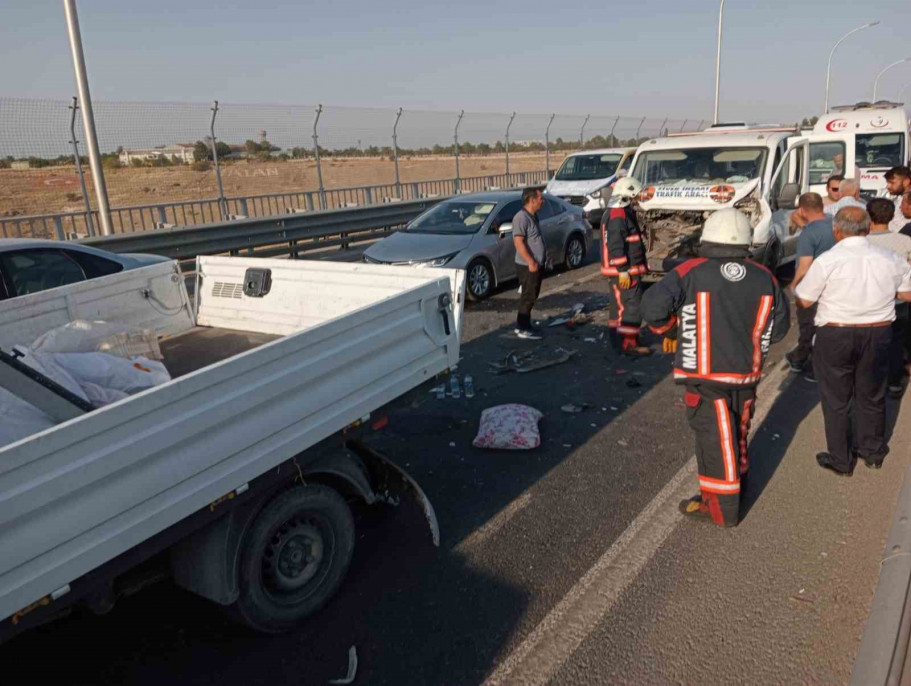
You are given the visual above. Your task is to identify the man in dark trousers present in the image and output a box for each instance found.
[512,187,546,340]
[642,209,790,527]
[795,207,911,475]
[786,193,835,380]
[602,176,651,356]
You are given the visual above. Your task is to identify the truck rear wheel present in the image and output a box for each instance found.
[232,484,355,633]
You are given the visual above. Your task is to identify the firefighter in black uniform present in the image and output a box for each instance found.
[642,209,790,527]
[602,176,651,356]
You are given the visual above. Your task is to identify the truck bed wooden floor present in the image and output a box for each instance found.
[160,327,281,378]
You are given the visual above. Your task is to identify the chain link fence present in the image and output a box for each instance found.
[0,98,707,238]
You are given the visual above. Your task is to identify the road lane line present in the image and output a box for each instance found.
[483,360,794,686]
[456,493,533,552]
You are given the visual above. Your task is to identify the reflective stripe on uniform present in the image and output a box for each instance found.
[697,291,711,375]
[699,475,741,493]
[751,295,774,374]
[714,398,737,483]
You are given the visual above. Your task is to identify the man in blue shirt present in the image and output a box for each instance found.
[786,193,836,378]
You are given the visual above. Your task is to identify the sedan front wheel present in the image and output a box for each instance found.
[466,259,494,301]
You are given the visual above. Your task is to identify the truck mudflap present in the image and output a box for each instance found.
[346,440,440,547]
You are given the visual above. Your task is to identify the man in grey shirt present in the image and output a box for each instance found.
[512,187,547,338]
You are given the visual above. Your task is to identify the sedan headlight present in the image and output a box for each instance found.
[427,253,458,267]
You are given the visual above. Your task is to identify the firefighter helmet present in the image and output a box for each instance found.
[701,208,752,247]
[607,177,643,208]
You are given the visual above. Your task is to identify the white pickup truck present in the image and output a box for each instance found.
[628,124,854,274]
[0,256,464,641]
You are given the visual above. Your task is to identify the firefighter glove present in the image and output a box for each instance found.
[662,337,678,354]
[617,271,632,290]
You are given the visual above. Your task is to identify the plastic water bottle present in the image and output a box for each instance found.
[464,374,475,399]
[450,374,461,399]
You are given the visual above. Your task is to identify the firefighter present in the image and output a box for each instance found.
[602,176,651,356]
[641,209,790,527]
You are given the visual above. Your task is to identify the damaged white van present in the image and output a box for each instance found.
[629,124,853,275]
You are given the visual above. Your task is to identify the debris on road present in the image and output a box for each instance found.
[561,403,592,414]
[473,404,543,450]
[488,347,577,375]
[625,377,642,388]
[618,439,629,447]
[328,645,358,685]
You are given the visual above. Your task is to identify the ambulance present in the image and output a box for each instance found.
[809,102,910,198]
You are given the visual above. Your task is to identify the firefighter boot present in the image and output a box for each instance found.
[621,334,652,357]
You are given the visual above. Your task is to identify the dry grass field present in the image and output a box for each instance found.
[1,152,567,219]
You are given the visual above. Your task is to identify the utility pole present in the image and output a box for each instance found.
[67,97,95,236]
[545,113,555,176]
[505,112,516,178]
[392,107,403,196]
[63,0,112,235]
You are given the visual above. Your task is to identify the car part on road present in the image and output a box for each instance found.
[467,259,494,301]
[488,347,577,375]
[329,645,358,685]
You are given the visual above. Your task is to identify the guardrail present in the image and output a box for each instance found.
[79,197,446,261]
[1,169,548,241]
[851,465,911,685]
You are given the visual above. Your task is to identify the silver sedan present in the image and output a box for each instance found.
[363,191,592,300]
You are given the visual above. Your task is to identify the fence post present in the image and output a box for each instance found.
[697,119,706,130]
[635,116,647,142]
[657,117,668,137]
[580,114,590,150]
[545,113,555,177]
[608,115,620,147]
[312,104,326,209]
[505,111,516,180]
[454,110,464,194]
[392,107,403,198]
[67,96,95,237]
[209,101,227,220]
[679,118,688,133]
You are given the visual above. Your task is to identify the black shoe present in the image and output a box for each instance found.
[889,383,904,398]
[678,495,712,522]
[804,366,817,383]
[514,328,543,340]
[785,350,807,373]
[860,446,889,469]
[816,452,853,477]
[864,460,884,470]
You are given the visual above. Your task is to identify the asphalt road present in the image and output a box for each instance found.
[2,255,907,685]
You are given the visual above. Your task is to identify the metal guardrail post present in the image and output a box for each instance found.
[579,114,590,151]
[313,104,326,210]
[545,113,555,177]
[454,110,464,194]
[68,97,95,237]
[392,107,403,198]
[608,115,620,147]
[53,217,64,241]
[505,111,516,179]
[209,101,227,221]
[156,206,167,226]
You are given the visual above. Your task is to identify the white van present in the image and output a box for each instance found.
[809,102,909,198]
[545,148,636,226]
[628,124,854,273]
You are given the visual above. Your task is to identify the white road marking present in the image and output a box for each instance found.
[483,359,794,686]
[456,492,533,552]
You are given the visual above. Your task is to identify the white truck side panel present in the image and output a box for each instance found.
[0,261,193,350]
[0,260,460,622]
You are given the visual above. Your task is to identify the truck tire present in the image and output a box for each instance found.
[232,484,355,633]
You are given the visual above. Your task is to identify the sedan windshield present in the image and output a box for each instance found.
[555,154,622,181]
[632,147,767,185]
[406,200,498,235]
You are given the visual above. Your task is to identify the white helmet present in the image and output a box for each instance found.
[606,177,642,208]
[701,208,752,246]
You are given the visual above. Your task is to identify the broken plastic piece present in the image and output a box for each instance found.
[560,403,590,414]
[329,645,358,685]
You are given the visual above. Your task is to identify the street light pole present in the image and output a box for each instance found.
[825,21,879,113]
[62,0,112,235]
[899,82,911,103]
[873,58,911,102]
[713,0,725,125]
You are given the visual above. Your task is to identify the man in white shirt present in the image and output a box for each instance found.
[824,179,866,217]
[795,207,911,475]
[877,166,911,233]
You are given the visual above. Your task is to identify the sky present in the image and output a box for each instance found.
[2,1,910,152]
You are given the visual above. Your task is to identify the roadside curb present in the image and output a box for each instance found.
[852,460,911,685]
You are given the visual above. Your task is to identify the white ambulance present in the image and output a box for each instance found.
[809,102,909,198]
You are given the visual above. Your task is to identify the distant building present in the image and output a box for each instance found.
[119,143,196,165]
[10,160,30,170]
